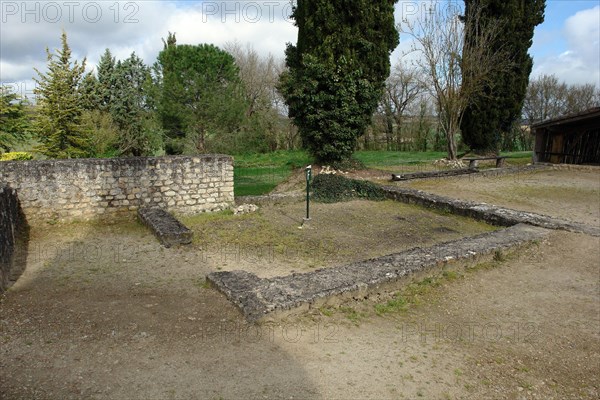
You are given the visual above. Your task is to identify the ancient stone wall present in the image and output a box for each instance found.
[0,185,29,292]
[0,155,234,222]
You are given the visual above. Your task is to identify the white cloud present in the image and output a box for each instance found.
[2,1,597,94]
[532,5,600,86]
[0,0,297,85]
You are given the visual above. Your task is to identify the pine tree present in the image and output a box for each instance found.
[33,31,89,158]
[153,40,246,154]
[96,49,117,111]
[111,53,160,156]
[79,72,101,111]
[460,0,545,153]
[0,86,31,152]
[279,0,399,164]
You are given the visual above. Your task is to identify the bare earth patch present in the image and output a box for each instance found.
[399,168,600,226]
[1,168,599,399]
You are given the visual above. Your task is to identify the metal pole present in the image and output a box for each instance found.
[305,165,311,220]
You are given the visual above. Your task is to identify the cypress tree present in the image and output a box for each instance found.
[460,0,545,153]
[279,0,399,164]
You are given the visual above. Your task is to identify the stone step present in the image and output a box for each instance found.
[138,207,193,247]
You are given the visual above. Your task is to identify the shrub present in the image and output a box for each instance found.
[311,174,386,203]
[0,152,33,161]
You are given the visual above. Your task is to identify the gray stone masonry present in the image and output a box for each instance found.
[0,155,234,222]
[208,224,550,322]
[137,208,193,247]
[391,165,547,182]
[382,186,600,237]
[0,185,29,292]
[391,168,478,181]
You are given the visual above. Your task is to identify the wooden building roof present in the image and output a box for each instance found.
[531,107,600,132]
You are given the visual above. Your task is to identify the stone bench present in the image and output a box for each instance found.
[137,208,193,247]
[462,156,507,169]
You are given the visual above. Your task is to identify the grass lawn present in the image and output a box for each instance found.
[233,150,533,196]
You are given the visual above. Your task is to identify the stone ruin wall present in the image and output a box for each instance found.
[0,185,28,292]
[0,155,234,223]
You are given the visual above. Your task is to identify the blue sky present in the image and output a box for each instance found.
[1,0,598,98]
[529,0,599,84]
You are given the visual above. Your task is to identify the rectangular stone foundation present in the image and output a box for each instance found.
[208,224,550,322]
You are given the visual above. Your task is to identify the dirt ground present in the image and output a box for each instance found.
[398,168,600,226]
[1,168,599,399]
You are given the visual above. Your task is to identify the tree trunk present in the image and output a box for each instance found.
[446,129,457,160]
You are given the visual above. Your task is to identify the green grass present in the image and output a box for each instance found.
[232,150,447,196]
[233,150,311,196]
[354,151,447,167]
[234,165,292,196]
[233,150,311,168]
[232,150,534,196]
[374,276,444,316]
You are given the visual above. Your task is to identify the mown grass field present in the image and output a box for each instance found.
[233,150,533,196]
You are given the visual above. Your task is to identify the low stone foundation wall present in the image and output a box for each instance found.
[0,186,29,292]
[0,155,234,222]
[208,224,550,322]
[382,185,600,237]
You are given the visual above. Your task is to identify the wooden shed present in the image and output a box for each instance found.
[531,107,600,165]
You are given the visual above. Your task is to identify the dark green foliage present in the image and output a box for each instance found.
[79,49,160,157]
[279,0,399,164]
[33,31,90,158]
[110,53,161,156]
[461,0,545,153]
[0,86,30,152]
[311,174,386,203]
[329,157,366,171]
[96,49,117,111]
[152,38,246,154]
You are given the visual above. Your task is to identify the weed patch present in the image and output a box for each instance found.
[312,174,386,203]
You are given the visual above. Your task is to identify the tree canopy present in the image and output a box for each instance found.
[460,0,545,153]
[0,86,30,152]
[33,31,89,158]
[279,0,399,164]
[152,38,246,154]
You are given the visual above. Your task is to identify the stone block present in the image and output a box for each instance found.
[137,207,193,247]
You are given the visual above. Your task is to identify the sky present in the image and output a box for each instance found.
[1,0,599,99]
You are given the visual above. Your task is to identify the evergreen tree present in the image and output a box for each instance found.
[152,39,245,154]
[33,31,89,158]
[0,86,31,152]
[279,0,399,164]
[96,49,117,111]
[460,0,545,153]
[79,72,101,111]
[111,53,160,156]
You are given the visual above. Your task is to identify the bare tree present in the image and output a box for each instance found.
[225,41,295,150]
[224,41,279,117]
[523,74,599,125]
[522,74,568,124]
[379,61,426,150]
[565,83,598,114]
[400,4,511,159]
